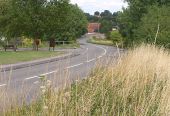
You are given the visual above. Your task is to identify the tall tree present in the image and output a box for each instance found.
[60,4,87,41]
[45,0,70,40]
[94,11,100,17]
[117,0,170,47]
[0,0,87,48]
[134,5,170,47]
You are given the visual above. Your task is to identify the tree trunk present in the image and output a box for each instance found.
[33,39,40,51]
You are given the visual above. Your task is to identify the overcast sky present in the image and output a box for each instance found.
[71,0,128,14]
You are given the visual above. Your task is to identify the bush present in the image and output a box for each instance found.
[105,30,123,47]
[21,37,33,47]
[110,30,123,44]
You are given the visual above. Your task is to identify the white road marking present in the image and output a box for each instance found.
[34,81,39,84]
[97,56,102,59]
[25,76,38,80]
[86,58,96,63]
[40,70,58,76]
[95,45,107,57]
[25,70,58,80]
[0,84,6,87]
[66,63,84,69]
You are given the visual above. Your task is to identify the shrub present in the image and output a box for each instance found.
[22,37,33,47]
[110,30,123,44]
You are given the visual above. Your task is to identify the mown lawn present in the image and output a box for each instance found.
[0,51,64,65]
[56,43,80,49]
[87,38,113,46]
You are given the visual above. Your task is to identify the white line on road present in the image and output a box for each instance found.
[95,45,107,57]
[86,58,96,63]
[0,84,6,87]
[34,81,39,84]
[25,76,39,80]
[97,56,102,59]
[40,70,58,77]
[25,70,58,80]
[66,63,84,69]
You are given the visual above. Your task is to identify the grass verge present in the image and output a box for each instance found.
[87,38,113,46]
[56,43,80,49]
[2,44,170,115]
[17,42,80,49]
[0,51,64,65]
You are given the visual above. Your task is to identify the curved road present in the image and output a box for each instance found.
[0,36,121,108]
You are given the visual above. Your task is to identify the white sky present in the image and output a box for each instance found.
[71,0,128,14]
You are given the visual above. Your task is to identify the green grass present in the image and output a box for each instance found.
[87,38,113,46]
[0,51,64,65]
[56,43,80,49]
[18,42,80,49]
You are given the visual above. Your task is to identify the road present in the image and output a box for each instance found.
[0,36,121,109]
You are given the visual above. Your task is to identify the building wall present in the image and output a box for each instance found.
[88,23,100,33]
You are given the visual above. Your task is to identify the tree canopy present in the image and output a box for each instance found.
[117,0,170,47]
[0,0,87,43]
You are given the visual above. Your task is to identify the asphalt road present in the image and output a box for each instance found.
[0,36,121,109]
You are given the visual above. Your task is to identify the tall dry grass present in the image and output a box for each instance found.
[3,44,170,116]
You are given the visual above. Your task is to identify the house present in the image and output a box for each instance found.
[87,23,100,33]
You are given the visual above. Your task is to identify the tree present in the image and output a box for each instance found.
[0,0,87,50]
[0,0,26,39]
[99,19,112,34]
[98,10,117,35]
[61,4,87,41]
[44,0,70,40]
[94,11,100,17]
[134,5,170,47]
[45,3,87,42]
[0,0,48,50]
[100,10,112,20]
[117,0,170,47]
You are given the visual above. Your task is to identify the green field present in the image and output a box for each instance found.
[56,43,80,49]
[0,51,64,65]
[87,38,113,46]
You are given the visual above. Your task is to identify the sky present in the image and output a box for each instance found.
[71,0,128,14]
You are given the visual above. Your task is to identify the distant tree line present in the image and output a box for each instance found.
[117,0,170,48]
[0,0,87,48]
[85,10,119,34]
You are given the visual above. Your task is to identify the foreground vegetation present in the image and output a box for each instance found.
[0,51,63,65]
[3,44,170,115]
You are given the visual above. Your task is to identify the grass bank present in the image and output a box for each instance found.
[87,38,113,46]
[3,44,170,115]
[56,43,80,49]
[0,51,64,65]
